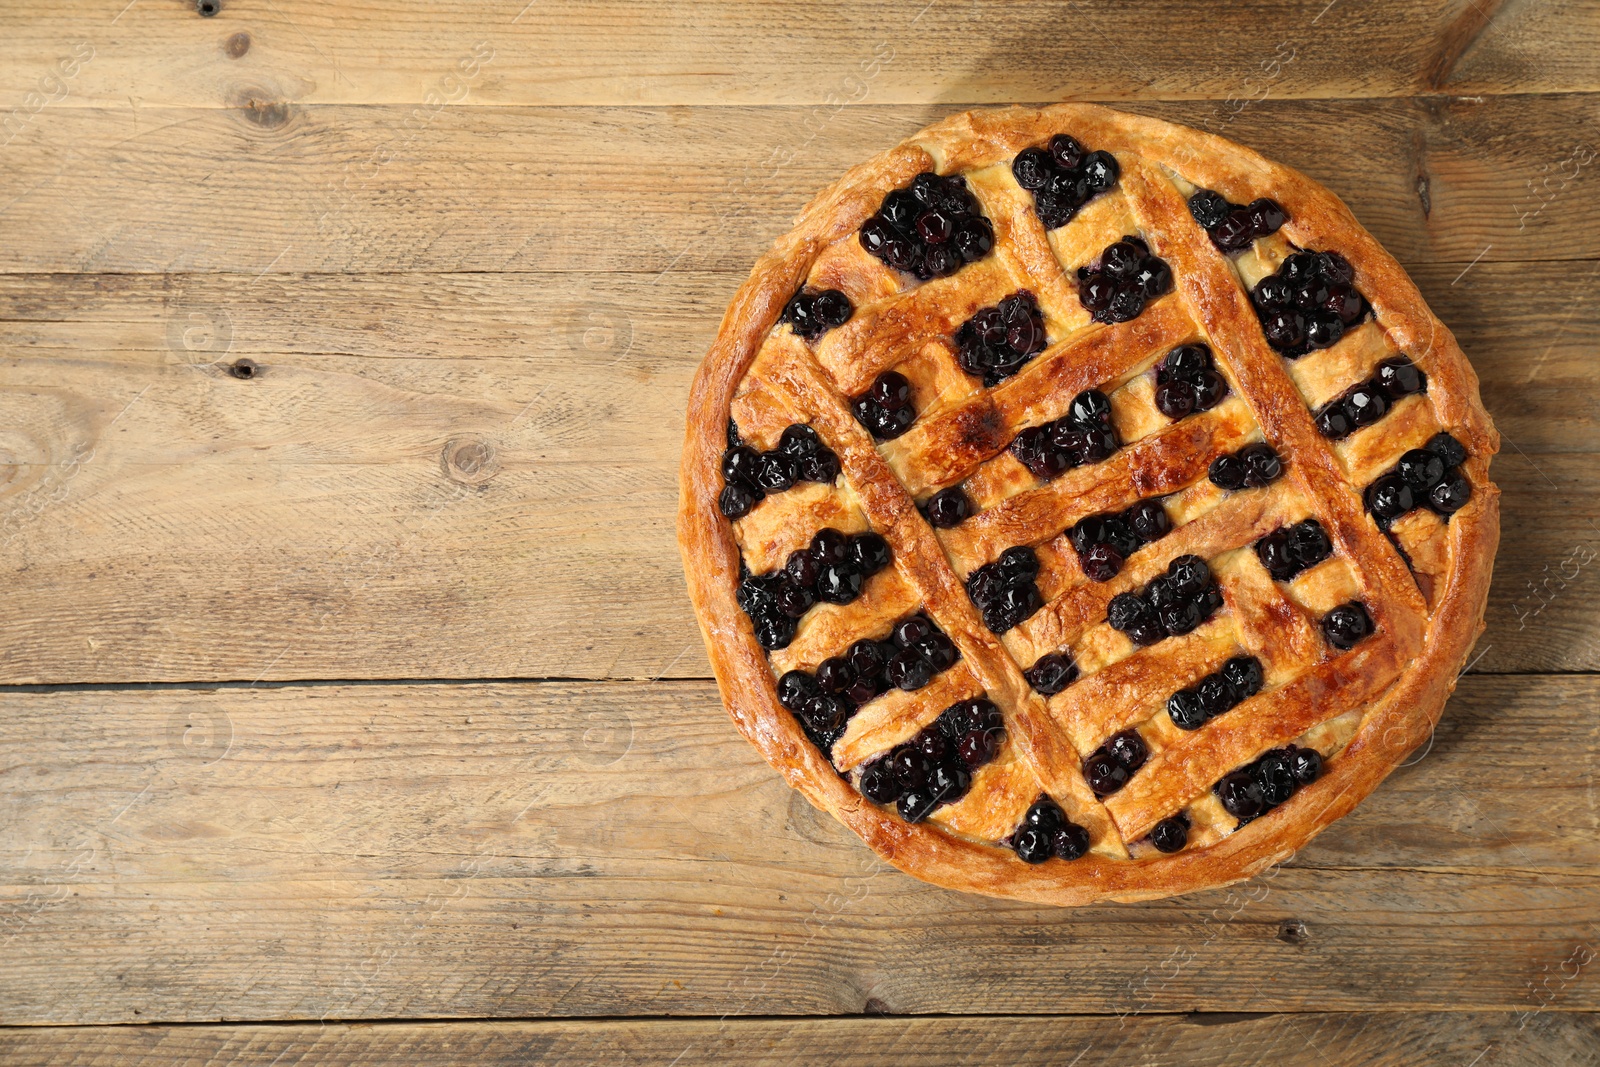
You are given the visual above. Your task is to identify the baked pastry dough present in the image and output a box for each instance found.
[678,103,1498,905]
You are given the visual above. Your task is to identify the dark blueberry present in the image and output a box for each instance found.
[897,788,938,823]
[1107,591,1151,633]
[1048,169,1087,208]
[923,486,973,529]
[867,400,917,439]
[1254,750,1297,807]
[1127,619,1167,646]
[1324,284,1365,325]
[886,649,935,690]
[1006,314,1042,356]
[1256,529,1296,581]
[719,483,758,519]
[1103,288,1146,323]
[1168,687,1207,730]
[1144,576,1178,611]
[1188,189,1230,230]
[1317,252,1355,286]
[1024,651,1079,696]
[849,532,893,576]
[915,632,959,672]
[881,188,921,228]
[778,424,819,456]
[1023,797,1065,834]
[1196,674,1234,719]
[1013,826,1053,864]
[890,747,931,790]
[915,208,953,245]
[910,171,945,205]
[1262,310,1307,353]
[1192,368,1229,411]
[997,546,1041,583]
[752,613,797,650]
[1216,770,1265,820]
[893,616,933,649]
[1135,258,1173,299]
[1294,279,1331,313]
[776,580,815,618]
[965,565,1005,611]
[783,551,817,592]
[859,759,901,803]
[1126,499,1172,543]
[1428,472,1472,515]
[1252,276,1292,312]
[1209,453,1248,491]
[1247,198,1288,236]
[1304,313,1344,350]
[1079,272,1116,312]
[783,290,819,336]
[1426,432,1469,469]
[953,217,995,262]
[845,677,881,705]
[880,233,916,272]
[1240,443,1283,487]
[1167,555,1211,597]
[1322,601,1373,650]
[1011,425,1070,480]
[755,450,799,492]
[1160,344,1211,384]
[1159,598,1205,637]
[815,656,855,696]
[1071,514,1107,554]
[814,289,853,329]
[1106,730,1148,772]
[1289,746,1323,785]
[918,731,950,765]
[1287,520,1333,570]
[1082,151,1119,192]
[798,447,840,483]
[1012,147,1053,190]
[858,215,895,257]
[1102,240,1144,280]
[1053,823,1091,860]
[800,694,848,734]
[722,445,764,492]
[1343,385,1388,428]
[1201,583,1224,616]
[1149,815,1190,854]
[1048,134,1084,170]
[1221,656,1265,701]
[1366,473,1416,524]
[869,372,912,410]
[848,638,886,681]
[1397,448,1447,492]
[935,175,976,214]
[1155,379,1196,420]
[1212,208,1255,252]
[1080,425,1119,463]
[928,762,971,805]
[1279,253,1317,284]
[925,244,964,278]
[957,729,995,768]
[1315,403,1354,440]
[777,670,819,712]
[815,562,864,604]
[810,527,850,565]
[992,583,1043,632]
[1084,751,1130,797]
[1080,542,1123,582]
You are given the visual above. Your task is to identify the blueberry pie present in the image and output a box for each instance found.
[678,104,1499,905]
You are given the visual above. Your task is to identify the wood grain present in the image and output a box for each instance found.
[1,0,1594,110]
[3,1013,1598,1066]
[0,676,1595,1024]
[1,96,1597,277]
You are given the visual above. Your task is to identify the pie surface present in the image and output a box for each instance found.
[677,103,1499,905]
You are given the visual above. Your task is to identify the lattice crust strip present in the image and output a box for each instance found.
[681,103,1499,904]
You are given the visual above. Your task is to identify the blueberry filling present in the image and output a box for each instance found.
[1187,189,1288,253]
[1023,650,1079,696]
[1208,442,1284,491]
[922,485,975,529]
[1255,518,1332,582]
[1077,235,1173,324]
[858,171,993,280]
[780,287,854,341]
[1153,343,1230,421]
[718,423,842,520]
[1320,600,1374,650]
[852,371,917,441]
[1008,387,1120,480]
[1006,794,1090,863]
[737,527,894,649]
[1251,250,1370,358]
[1106,554,1224,647]
[1214,743,1322,825]
[858,697,1003,821]
[1012,134,1120,230]
[1067,498,1173,583]
[1167,655,1264,730]
[1365,431,1471,527]
[1314,356,1426,440]
[1083,728,1148,797]
[966,545,1044,633]
[956,291,1048,386]
[1148,813,1190,854]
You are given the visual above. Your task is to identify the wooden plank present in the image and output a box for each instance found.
[0,0,1593,111]
[1,96,1597,277]
[0,675,1595,1024]
[3,1013,1598,1066]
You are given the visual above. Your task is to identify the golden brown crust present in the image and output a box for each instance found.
[677,103,1499,906]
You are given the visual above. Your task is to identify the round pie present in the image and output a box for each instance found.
[677,103,1499,905]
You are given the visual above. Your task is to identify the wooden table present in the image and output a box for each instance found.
[0,1,1596,1062]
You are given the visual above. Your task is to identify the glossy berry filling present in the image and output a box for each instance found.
[1067,498,1173,582]
[1153,343,1230,421]
[922,485,974,529]
[1251,250,1370,358]
[956,291,1048,386]
[1314,356,1426,441]
[1188,188,1288,253]
[1008,388,1121,481]
[1208,442,1284,491]
[966,545,1044,634]
[1167,655,1264,730]
[1214,743,1323,825]
[858,171,993,281]
[1083,728,1148,797]
[719,423,842,520]
[1148,813,1190,854]
[1023,650,1079,696]
[1077,235,1173,324]
[737,527,893,649]
[780,287,854,341]
[852,371,917,441]
[858,696,1002,822]
[1321,600,1374,650]
[1106,554,1225,647]
[1006,794,1090,863]
[1255,518,1332,582]
[1011,133,1120,230]
[1366,431,1472,526]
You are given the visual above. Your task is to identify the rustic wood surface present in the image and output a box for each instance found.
[0,0,1596,1063]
